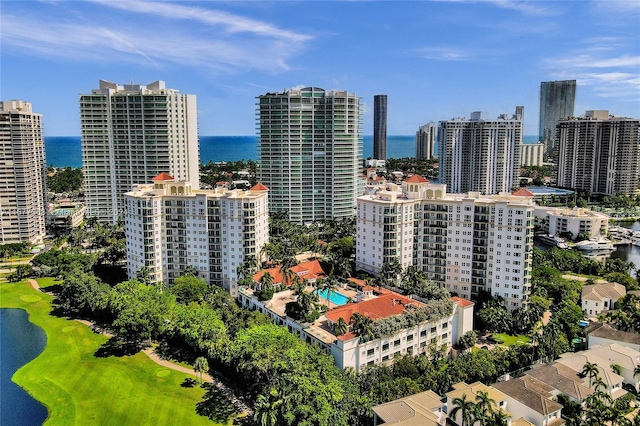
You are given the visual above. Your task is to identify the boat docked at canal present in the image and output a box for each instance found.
[574,238,616,253]
[536,234,569,249]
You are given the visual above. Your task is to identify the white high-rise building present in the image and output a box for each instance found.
[438,108,523,195]
[0,100,46,244]
[356,178,535,309]
[81,80,199,223]
[416,123,436,160]
[555,110,640,196]
[124,174,269,296]
[257,87,362,223]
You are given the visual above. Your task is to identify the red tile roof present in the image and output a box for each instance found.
[405,174,429,183]
[452,296,474,307]
[253,259,327,285]
[250,182,269,191]
[326,291,426,324]
[152,172,175,181]
[512,187,535,197]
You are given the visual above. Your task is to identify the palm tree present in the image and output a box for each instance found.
[611,363,622,376]
[182,265,198,277]
[379,258,402,288]
[474,389,496,422]
[135,265,152,285]
[253,388,282,426]
[333,317,348,336]
[450,393,476,426]
[323,274,339,308]
[581,361,600,388]
[488,410,510,426]
[351,312,373,341]
[193,356,208,384]
[259,271,274,292]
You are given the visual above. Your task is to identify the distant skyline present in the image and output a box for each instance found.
[2,0,639,137]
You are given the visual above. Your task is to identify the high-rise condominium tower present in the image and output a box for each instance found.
[539,80,576,156]
[416,122,436,160]
[556,110,640,196]
[124,174,269,296]
[438,107,523,194]
[356,179,534,310]
[257,87,362,223]
[0,100,47,244]
[80,80,199,222]
[373,95,387,160]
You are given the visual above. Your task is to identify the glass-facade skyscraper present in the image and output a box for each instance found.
[539,80,576,156]
[257,87,362,223]
[373,95,387,160]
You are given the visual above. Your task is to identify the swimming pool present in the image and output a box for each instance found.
[315,289,349,306]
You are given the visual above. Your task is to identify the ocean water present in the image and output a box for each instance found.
[44,135,540,168]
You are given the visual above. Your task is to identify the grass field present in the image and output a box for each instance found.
[35,277,62,289]
[492,333,531,346]
[0,281,227,426]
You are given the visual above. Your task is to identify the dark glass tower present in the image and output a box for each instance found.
[539,80,576,156]
[373,95,387,160]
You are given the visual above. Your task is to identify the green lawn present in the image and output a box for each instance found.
[0,281,228,426]
[35,277,62,289]
[492,333,531,346]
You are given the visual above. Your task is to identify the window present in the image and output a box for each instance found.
[394,339,401,347]
[382,343,389,352]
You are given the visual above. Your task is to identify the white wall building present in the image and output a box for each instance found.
[0,100,47,244]
[520,143,545,166]
[124,174,269,295]
[356,178,535,309]
[438,108,523,194]
[581,282,626,317]
[416,122,436,160]
[534,206,609,240]
[555,110,640,196]
[238,285,474,373]
[81,80,199,222]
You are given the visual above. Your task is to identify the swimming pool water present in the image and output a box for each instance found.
[315,289,349,306]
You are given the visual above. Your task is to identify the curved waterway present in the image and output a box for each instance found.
[0,308,48,425]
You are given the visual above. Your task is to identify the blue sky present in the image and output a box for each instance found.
[2,0,639,136]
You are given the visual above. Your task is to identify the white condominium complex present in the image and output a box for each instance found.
[520,143,545,167]
[356,178,535,309]
[438,107,523,194]
[0,100,46,244]
[81,80,199,223]
[257,87,362,223]
[556,110,640,196]
[124,174,269,296]
[416,123,436,160]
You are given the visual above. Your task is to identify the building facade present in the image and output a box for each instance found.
[555,110,640,196]
[416,122,436,160]
[356,178,535,309]
[438,108,523,195]
[81,80,199,223]
[539,80,576,156]
[0,100,47,244]
[238,283,473,373]
[257,87,362,223]
[373,94,387,160]
[534,206,609,240]
[124,174,269,295]
[520,143,545,166]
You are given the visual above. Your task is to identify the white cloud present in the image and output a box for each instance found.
[414,47,475,61]
[1,2,312,73]
[88,0,311,43]
[547,55,640,69]
[484,0,559,16]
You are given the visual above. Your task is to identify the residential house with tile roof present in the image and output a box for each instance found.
[373,390,445,426]
[581,282,626,317]
[492,376,564,426]
[446,381,511,426]
[586,322,640,351]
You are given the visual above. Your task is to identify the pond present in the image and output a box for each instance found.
[0,308,48,425]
